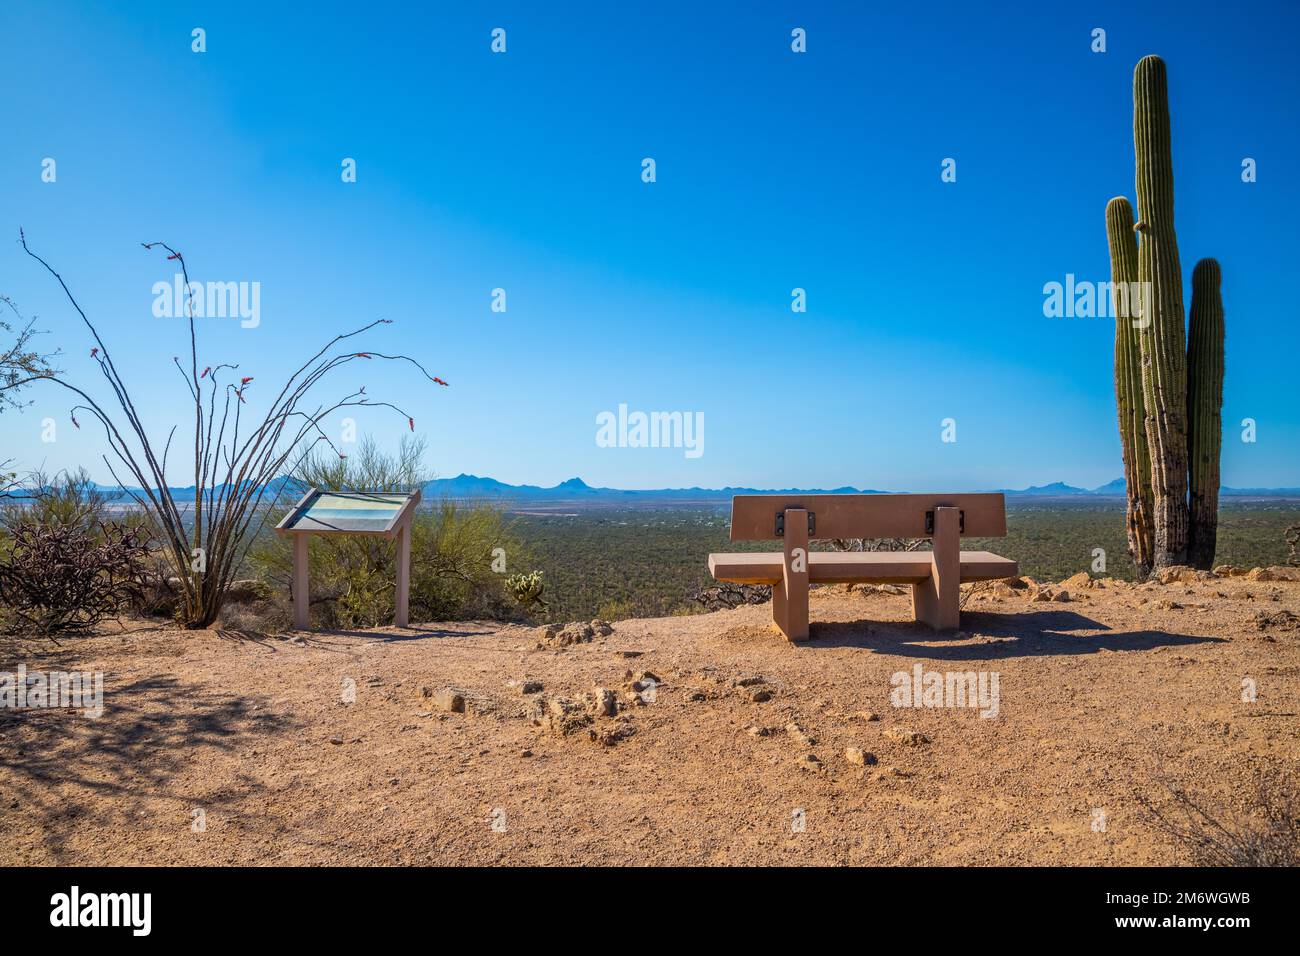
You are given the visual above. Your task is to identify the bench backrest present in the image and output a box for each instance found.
[728,493,1007,541]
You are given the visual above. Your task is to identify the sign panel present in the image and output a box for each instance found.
[279,491,414,534]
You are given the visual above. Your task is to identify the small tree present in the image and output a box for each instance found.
[0,294,59,413]
[1,467,108,534]
[9,232,449,628]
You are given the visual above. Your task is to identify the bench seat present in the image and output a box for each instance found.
[709,550,1018,585]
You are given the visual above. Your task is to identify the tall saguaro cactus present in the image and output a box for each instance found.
[1187,258,1225,570]
[1106,197,1154,576]
[1107,55,1228,577]
[1133,54,1189,568]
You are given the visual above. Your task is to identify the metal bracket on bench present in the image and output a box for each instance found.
[775,511,815,537]
[924,509,964,534]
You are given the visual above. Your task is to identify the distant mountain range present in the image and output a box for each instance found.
[421,474,891,502]
[417,474,1300,504]
[61,474,1300,508]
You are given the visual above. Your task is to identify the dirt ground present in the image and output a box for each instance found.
[3,568,1299,866]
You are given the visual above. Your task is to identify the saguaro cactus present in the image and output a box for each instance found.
[1187,258,1225,570]
[1133,54,1189,568]
[1106,196,1154,577]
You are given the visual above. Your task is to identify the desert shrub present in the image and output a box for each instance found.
[1,468,108,535]
[595,597,637,621]
[247,438,531,628]
[1139,765,1300,866]
[0,521,152,634]
[0,469,173,620]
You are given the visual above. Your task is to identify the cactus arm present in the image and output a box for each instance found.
[1187,258,1225,570]
[1107,196,1154,577]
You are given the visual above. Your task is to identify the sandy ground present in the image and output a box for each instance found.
[2,569,1298,866]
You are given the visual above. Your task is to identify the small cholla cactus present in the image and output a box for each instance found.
[505,570,547,609]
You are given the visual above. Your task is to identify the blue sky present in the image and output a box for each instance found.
[1,0,1297,491]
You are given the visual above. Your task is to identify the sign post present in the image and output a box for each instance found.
[275,488,422,630]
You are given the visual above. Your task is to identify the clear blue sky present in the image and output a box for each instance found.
[2,0,1297,491]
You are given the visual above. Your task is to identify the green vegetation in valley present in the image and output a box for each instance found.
[511,501,1300,623]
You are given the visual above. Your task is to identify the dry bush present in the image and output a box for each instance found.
[831,537,925,553]
[689,582,772,612]
[1139,765,1300,866]
[216,595,295,636]
[0,521,152,634]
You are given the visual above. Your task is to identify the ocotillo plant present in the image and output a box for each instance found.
[1133,54,1189,568]
[1187,258,1225,570]
[12,231,449,628]
[1105,196,1154,577]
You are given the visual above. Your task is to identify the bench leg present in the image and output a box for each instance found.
[912,505,961,630]
[772,578,788,633]
[773,507,810,641]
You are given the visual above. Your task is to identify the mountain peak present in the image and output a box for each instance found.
[556,477,589,489]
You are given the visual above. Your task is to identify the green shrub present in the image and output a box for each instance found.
[595,597,637,622]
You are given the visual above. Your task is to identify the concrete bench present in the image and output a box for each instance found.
[707,493,1018,641]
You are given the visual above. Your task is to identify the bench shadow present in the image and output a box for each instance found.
[806,609,1224,660]
[0,675,294,862]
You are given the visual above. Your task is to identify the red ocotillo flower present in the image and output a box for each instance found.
[166,252,181,260]
[408,417,415,431]
[200,367,211,379]
[433,377,449,387]
[90,347,98,358]
[355,352,372,359]
[240,376,253,385]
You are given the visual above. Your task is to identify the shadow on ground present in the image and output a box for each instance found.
[805,609,1225,659]
[0,674,293,861]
